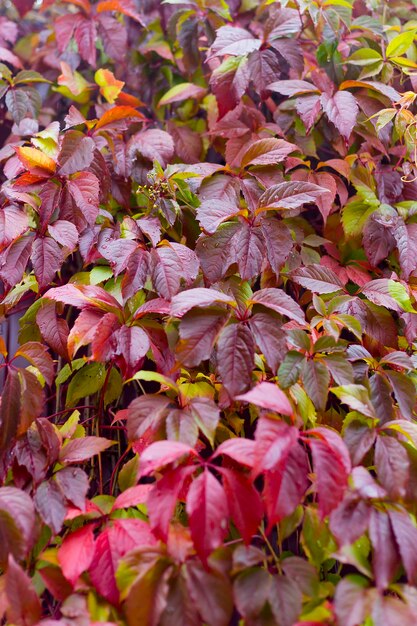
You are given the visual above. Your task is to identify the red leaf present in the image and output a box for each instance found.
[388,509,417,584]
[369,508,399,589]
[15,341,54,387]
[48,220,79,251]
[0,205,29,250]
[258,181,329,211]
[292,264,344,294]
[249,288,306,325]
[186,468,229,564]
[36,302,70,361]
[220,468,263,543]
[112,485,153,511]
[58,524,95,585]
[67,172,100,225]
[236,382,293,415]
[147,466,194,540]
[254,417,299,475]
[139,441,197,477]
[211,438,256,467]
[128,129,174,168]
[171,287,235,317]
[0,487,36,568]
[89,519,156,605]
[30,236,63,289]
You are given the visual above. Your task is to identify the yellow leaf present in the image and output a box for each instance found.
[15,146,56,175]
[95,68,125,104]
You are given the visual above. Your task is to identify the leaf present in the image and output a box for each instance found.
[5,555,41,626]
[95,105,144,130]
[196,199,241,234]
[306,428,351,517]
[240,138,297,168]
[258,181,330,211]
[127,394,171,441]
[253,417,299,475]
[59,436,114,463]
[31,236,64,289]
[186,468,229,564]
[48,220,79,251]
[375,435,409,498]
[96,0,145,24]
[58,130,95,175]
[301,359,330,412]
[386,30,416,58]
[95,68,124,103]
[339,80,401,102]
[0,487,35,568]
[128,129,174,167]
[249,288,306,325]
[292,264,344,294]
[361,279,414,312]
[34,480,67,534]
[0,205,29,249]
[89,519,156,605]
[268,79,319,96]
[139,441,196,477]
[334,576,369,626]
[331,384,376,418]
[321,91,359,139]
[158,82,206,107]
[171,287,235,317]
[209,25,261,58]
[58,525,95,585]
[15,146,56,176]
[212,438,256,467]
[369,508,398,589]
[260,217,294,275]
[46,283,120,313]
[65,362,106,407]
[388,509,417,584]
[217,323,255,397]
[147,466,194,541]
[220,468,262,544]
[236,382,293,415]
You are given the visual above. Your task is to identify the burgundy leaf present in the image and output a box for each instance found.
[217,323,255,397]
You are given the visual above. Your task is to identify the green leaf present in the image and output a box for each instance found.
[66,362,106,407]
[331,384,376,417]
[347,49,383,66]
[386,30,416,58]
[128,370,179,392]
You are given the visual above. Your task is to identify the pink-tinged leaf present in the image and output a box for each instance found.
[36,302,70,361]
[59,436,115,464]
[361,279,411,312]
[167,121,203,164]
[305,428,351,517]
[388,509,417,584]
[158,82,206,107]
[334,577,369,626]
[89,519,156,605]
[186,468,229,564]
[112,485,152,511]
[58,524,95,585]
[268,79,319,96]
[147,466,194,541]
[196,199,241,234]
[185,561,233,626]
[139,441,197,477]
[55,467,89,510]
[34,480,67,534]
[99,239,138,276]
[45,283,121,313]
[269,576,302,626]
[254,417,299,475]
[0,205,29,250]
[292,264,344,294]
[369,508,399,589]
[296,94,323,132]
[240,138,297,168]
[171,287,235,317]
[15,341,54,387]
[321,91,358,139]
[0,233,33,287]
[231,222,264,280]
[247,49,282,95]
[58,131,95,176]
[196,222,241,283]
[249,288,306,325]
[261,217,293,275]
[67,309,102,357]
[375,435,409,499]
[48,220,78,251]
[115,325,150,372]
[211,438,256,467]
[210,56,250,117]
[127,394,171,442]
[220,468,263,544]
[128,129,174,168]
[217,323,255,397]
[67,172,100,225]
[329,496,371,546]
[393,221,417,280]
[177,308,228,368]
[151,245,199,300]
[249,311,287,374]
[74,16,97,66]
[134,298,170,318]
[259,181,329,211]
[208,25,261,59]
[263,445,309,527]
[30,236,64,289]
[0,487,36,567]
[96,0,145,25]
[236,382,293,415]
[5,555,41,626]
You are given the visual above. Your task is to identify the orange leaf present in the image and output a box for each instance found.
[95,68,125,104]
[15,147,56,176]
[95,106,146,130]
[96,0,144,24]
[116,92,145,108]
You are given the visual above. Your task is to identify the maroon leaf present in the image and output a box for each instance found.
[231,222,264,280]
[292,264,344,294]
[260,217,293,275]
[36,302,70,361]
[171,287,235,317]
[249,288,306,325]
[128,129,174,168]
[0,487,36,567]
[369,508,399,589]
[176,308,228,368]
[375,435,409,499]
[34,480,67,534]
[58,131,95,176]
[48,220,78,251]
[67,172,100,225]
[259,181,330,211]
[5,555,41,626]
[217,323,255,397]
[31,236,63,289]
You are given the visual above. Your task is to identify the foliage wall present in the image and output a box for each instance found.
[2,0,417,624]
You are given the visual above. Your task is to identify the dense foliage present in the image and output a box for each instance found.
[3,0,417,623]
